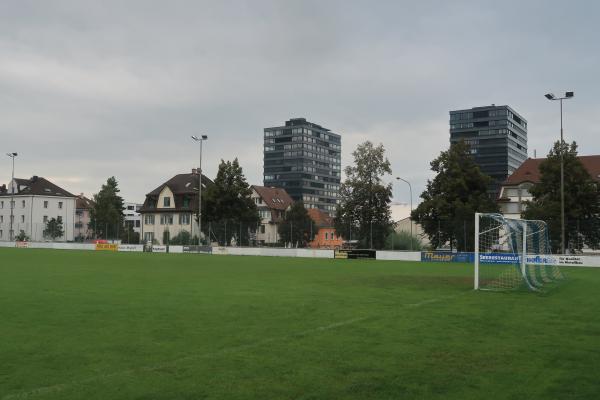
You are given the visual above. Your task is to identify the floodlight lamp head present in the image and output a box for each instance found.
[565,91,574,98]
[545,93,555,100]
[191,135,199,141]
[201,135,208,140]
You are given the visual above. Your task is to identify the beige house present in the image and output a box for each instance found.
[139,170,212,244]
[396,216,430,247]
[251,186,293,245]
[498,156,600,219]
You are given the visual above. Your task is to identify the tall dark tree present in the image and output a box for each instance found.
[334,141,393,249]
[523,141,600,253]
[411,141,497,251]
[278,202,316,248]
[43,217,64,240]
[89,177,125,239]
[203,159,260,245]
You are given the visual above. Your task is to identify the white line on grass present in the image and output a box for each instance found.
[2,294,460,400]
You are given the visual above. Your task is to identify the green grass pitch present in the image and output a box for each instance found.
[1,248,599,400]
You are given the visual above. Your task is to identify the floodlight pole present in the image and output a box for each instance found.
[545,92,574,255]
[396,176,413,251]
[191,135,208,244]
[6,153,17,241]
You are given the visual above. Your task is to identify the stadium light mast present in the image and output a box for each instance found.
[191,135,208,244]
[396,176,413,251]
[6,152,17,242]
[545,91,574,255]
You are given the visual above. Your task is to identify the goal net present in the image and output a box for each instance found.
[474,213,564,291]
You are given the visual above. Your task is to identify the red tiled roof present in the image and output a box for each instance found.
[252,186,293,211]
[307,208,334,228]
[504,156,600,185]
[76,194,95,209]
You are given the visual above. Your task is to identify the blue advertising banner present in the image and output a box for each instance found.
[479,253,520,264]
[421,251,474,263]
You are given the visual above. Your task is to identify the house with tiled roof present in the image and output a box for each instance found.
[307,208,343,249]
[498,156,600,219]
[0,176,77,242]
[250,185,293,244]
[75,194,95,241]
[139,169,213,244]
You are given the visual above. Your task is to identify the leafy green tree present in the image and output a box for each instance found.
[411,141,498,251]
[203,158,260,245]
[385,231,423,251]
[43,218,64,240]
[90,177,125,239]
[334,141,393,249]
[120,222,140,244]
[278,202,316,247]
[523,141,600,252]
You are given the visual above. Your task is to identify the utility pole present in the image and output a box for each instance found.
[191,135,208,244]
[6,153,17,241]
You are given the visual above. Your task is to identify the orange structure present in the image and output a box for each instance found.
[307,208,344,249]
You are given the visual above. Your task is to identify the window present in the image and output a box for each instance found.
[58,202,63,209]
[163,197,171,207]
[43,216,48,223]
[0,201,3,208]
[135,220,140,228]
[127,205,134,210]
[144,215,155,225]
[21,215,25,223]
[180,214,190,225]
[44,201,48,209]
[144,232,154,243]
[160,214,174,225]
[0,216,3,223]
[57,216,62,223]
[21,200,25,208]
[260,225,265,234]
[0,230,2,238]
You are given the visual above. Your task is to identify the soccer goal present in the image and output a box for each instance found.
[474,213,564,291]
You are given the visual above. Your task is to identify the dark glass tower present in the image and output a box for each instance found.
[263,118,341,215]
[449,105,528,197]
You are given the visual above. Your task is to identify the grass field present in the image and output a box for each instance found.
[1,248,599,400]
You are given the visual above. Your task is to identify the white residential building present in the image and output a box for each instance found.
[251,186,293,245]
[124,202,142,234]
[0,176,77,241]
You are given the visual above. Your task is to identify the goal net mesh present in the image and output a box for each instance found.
[476,213,564,291]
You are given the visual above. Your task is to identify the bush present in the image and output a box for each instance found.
[169,231,192,245]
[15,230,30,241]
[385,231,423,251]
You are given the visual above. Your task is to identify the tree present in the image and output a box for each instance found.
[90,177,125,240]
[120,222,140,244]
[203,159,260,245]
[334,141,393,249]
[15,230,30,241]
[278,202,316,247]
[523,141,600,253]
[169,230,192,245]
[43,218,64,241]
[411,141,497,251]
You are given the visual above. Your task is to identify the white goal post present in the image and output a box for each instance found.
[474,213,564,291]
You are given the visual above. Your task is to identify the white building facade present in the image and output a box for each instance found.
[251,185,293,245]
[0,176,76,242]
[124,202,142,234]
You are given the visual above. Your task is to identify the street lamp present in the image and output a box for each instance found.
[6,152,17,241]
[396,176,413,251]
[545,91,574,254]
[191,135,208,244]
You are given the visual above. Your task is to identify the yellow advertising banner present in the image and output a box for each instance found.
[95,243,118,251]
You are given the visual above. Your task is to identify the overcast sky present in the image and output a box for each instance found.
[1,1,599,217]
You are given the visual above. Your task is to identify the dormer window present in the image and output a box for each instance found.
[163,197,171,207]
